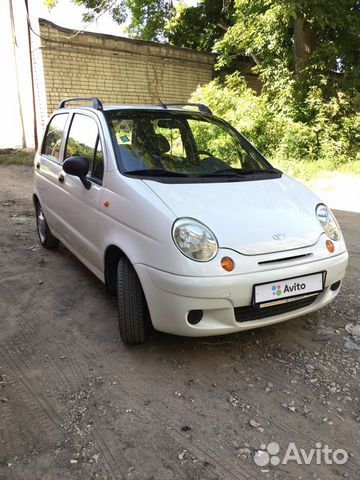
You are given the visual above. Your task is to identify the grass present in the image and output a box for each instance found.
[271,157,359,182]
[0,148,35,166]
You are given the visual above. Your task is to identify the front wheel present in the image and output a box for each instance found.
[36,203,59,249]
[117,257,148,344]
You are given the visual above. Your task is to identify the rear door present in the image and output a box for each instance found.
[36,112,70,234]
[58,112,105,271]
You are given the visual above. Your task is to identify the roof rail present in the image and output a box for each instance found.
[58,97,103,110]
[158,102,212,115]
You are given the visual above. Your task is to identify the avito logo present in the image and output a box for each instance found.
[272,282,306,296]
[254,442,348,467]
[272,285,282,296]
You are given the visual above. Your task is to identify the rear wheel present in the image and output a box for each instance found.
[36,203,59,249]
[117,257,148,344]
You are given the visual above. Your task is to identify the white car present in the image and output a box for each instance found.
[33,97,348,344]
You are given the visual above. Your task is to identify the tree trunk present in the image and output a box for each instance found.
[293,18,316,72]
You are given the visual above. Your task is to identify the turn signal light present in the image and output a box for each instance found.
[221,256,235,272]
[326,240,335,253]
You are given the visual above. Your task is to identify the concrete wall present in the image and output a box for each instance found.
[38,19,215,120]
[0,0,35,148]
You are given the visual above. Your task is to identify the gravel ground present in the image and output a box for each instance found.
[0,165,359,480]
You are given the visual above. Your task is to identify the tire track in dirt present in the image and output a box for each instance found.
[75,347,254,480]
[0,286,84,394]
[0,285,35,344]
[90,427,133,480]
[0,291,134,480]
[0,350,64,445]
[168,325,357,453]
[55,343,89,388]
[194,360,356,458]
[51,341,188,479]
[34,334,242,480]
[78,340,357,479]
[0,349,128,480]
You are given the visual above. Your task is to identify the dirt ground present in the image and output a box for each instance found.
[0,165,359,480]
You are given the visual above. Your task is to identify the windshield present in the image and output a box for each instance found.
[105,110,278,180]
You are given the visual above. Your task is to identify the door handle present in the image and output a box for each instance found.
[36,161,41,170]
[58,173,65,183]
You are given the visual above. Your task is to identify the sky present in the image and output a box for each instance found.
[28,0,128,36]
[27,0,198,37]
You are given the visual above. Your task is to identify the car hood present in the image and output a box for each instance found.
[143,174,324,255]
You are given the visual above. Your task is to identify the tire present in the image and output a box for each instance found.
[117,257,148,344]
[36,202,59,249]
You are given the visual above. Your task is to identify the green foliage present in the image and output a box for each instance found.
[165,1,234,52]
[191,74,360,179]
[124,0,173,40]
[216,0,359,98]
[0,149,35,166]
[186,0,360,178]
[188,119,243,166]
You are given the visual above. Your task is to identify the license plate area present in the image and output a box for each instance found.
[253,272,325,306]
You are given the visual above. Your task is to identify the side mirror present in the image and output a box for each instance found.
[63,156,91,190]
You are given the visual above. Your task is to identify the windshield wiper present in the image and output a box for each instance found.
[125,167,279,179]
[195,168,279,177]
[125,169,189,177]
[235,168,279,174]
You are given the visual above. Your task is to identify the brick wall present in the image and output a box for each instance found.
[38,19,215,117]
[238,61,262,95]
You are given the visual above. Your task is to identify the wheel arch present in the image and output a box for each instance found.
[33,193,39,209]
[104,244,127,295]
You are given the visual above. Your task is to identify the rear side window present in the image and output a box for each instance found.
[42,114,68,162]
[64,114,104,183]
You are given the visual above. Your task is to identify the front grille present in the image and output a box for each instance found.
[234,295,318,323]
[258,253,312,265]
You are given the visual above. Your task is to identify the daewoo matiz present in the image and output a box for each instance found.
[33,97,348,344]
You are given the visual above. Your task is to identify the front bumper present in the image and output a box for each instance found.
[135,250,348,337]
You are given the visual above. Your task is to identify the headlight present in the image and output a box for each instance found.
[316,204,341,240]
[172,218,218,261]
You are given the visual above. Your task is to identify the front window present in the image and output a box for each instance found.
[64,114,104,183]
[106,111,279,181]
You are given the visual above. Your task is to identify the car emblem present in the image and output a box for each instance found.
[272,233,286,240]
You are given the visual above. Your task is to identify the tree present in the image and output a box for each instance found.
[45,0,174,41]
[46,0,359,139]
[165,1,235,52]
[215,1,359,97]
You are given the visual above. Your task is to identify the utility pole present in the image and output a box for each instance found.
[9,0,26,148]
[24,0,38,150]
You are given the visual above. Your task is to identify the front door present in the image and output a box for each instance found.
[36,112,70,234]
[58,112,105,271]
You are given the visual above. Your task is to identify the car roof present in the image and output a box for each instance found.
[56,105,207,114]
[103,105,199,112]
[53,106,213,124]
[55,98,213,116]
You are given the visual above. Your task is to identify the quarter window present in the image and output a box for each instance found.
[42,114,68,162]
[64,114,104,183]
